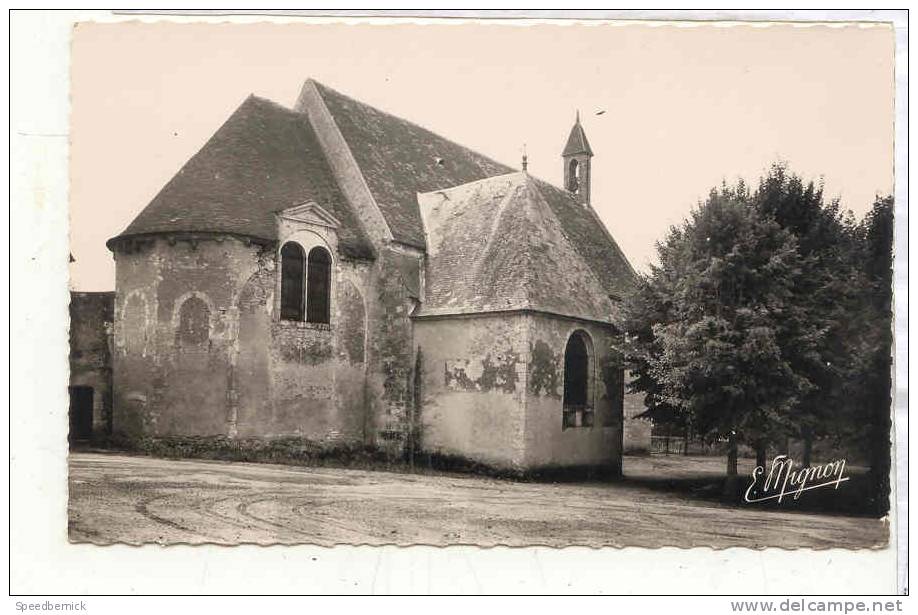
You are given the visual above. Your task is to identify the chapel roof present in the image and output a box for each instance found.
[108,95,375,260]
[109,80,635,305]
[307,81,513,250]
[416,172,630,321]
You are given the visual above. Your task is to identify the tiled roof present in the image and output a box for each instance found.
[416,172,622,321]
[111,81,634,301]
[533,177,635,298]
[313,82,513,250]
[109,96,375,260]
[562,119,593,157]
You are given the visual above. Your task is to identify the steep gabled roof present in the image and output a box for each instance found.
[416,172,618,321]
[312,82,514,250]
[108,95,374,260]
[562,117,593,157]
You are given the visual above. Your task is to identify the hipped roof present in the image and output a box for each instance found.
[111,80,635,306]
[417,172,630,321]
[108,95,374,260]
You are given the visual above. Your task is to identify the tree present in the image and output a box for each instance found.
[752,165,867,461]
[856,195,894,514]
[620,180,819,481]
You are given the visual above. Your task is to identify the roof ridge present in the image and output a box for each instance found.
[477,177,538,311]
[521,176,610,311]
[417,170,524,198]
[479,176,533,308]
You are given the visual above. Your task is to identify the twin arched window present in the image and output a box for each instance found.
[280,242,331,324]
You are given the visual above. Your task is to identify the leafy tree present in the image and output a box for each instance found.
[620,180,819,479]
[752,165,866,461]
[856,195,894,514]
[620,165,895,511]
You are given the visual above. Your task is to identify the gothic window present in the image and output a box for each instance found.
[280,242,305,321]
[177,296,210,346]
[562,330,594,429]
[567,158,580,194]
[306,246,332,324]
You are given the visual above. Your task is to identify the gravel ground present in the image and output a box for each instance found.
[68,452,887,548]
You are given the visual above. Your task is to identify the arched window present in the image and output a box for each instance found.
[280,242,305,321]
[177,296,210,346]
[567,158,580,193]
[306,246,331,324]
[562,330,594,429]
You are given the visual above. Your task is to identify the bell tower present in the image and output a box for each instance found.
[562,111,593,207]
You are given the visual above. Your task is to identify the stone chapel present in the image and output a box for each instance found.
[106,79,650,474]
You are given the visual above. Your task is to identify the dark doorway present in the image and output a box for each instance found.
[69,386,94,442]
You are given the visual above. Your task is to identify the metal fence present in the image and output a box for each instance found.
[651,435,734,456]
[651,435,687,455]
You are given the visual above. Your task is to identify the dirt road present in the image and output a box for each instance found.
[68,452,886,548]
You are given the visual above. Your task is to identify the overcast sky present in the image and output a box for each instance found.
[70,19,895,290]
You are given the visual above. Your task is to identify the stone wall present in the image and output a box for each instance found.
[110,233,639,467]
[361,247,422,452]
[111,234,381,444]
[413,313,529,469]
[113,236,258,436]
[523,314,622,474]
[414,312,629,474]
[69,291,114,439]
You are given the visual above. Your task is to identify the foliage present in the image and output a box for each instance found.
[619,165,894,495]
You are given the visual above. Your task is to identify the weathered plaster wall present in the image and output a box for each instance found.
[112,234,374,443]
[523,314,622,473]
[113,237,254,436]
[355,247,421,452]
[69,291,114,438]
[413,313,529,469]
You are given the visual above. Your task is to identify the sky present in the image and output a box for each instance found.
[70,19,895,290]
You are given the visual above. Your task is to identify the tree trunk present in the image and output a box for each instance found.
[683,425,690,456]
[724,432,739,498]
[727,433,738,476]
[802,428,813,468]
[755,440,767,469]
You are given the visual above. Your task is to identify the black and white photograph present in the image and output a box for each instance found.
[9,8,907,599]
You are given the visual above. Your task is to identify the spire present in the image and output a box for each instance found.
[562,113,593,158]
[562,111,593,207]
[521,143,528,172]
